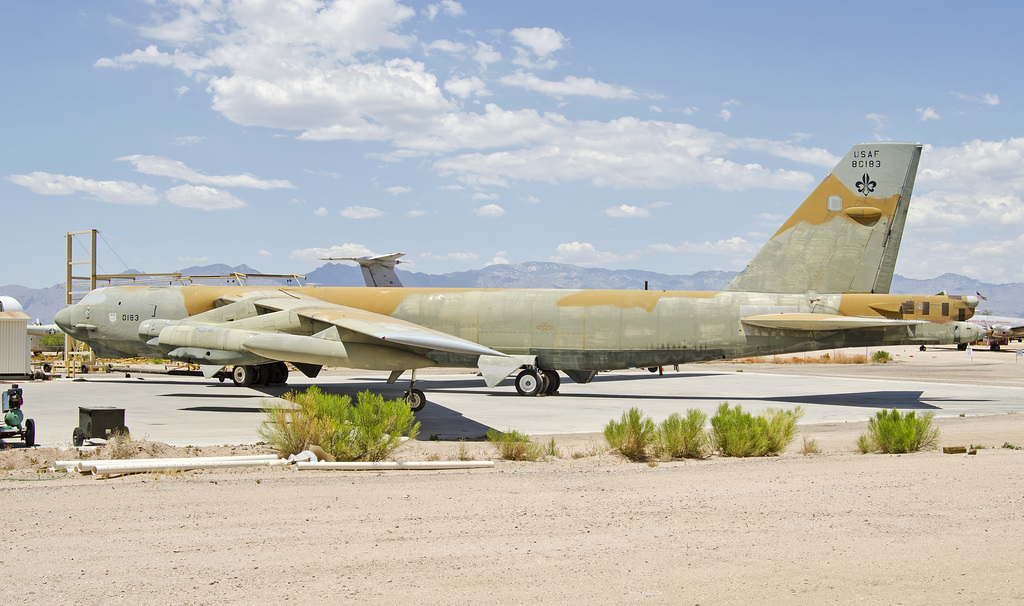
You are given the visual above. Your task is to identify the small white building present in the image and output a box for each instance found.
[0,296,31,378]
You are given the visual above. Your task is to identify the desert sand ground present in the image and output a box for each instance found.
[2,350,1024,605]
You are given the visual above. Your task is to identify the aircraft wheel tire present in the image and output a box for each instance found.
[72,427,85,447]
[267,362,289,385]
[406,388,426,412]
[541,370,560,395]
[991,343,1001,352]
[23,419,35,447]
[515,369,543,396]
[957,343,968,351]
[232,365,256,387]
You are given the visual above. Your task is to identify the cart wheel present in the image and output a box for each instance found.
[23,419,35,447]
[73,427,85,447]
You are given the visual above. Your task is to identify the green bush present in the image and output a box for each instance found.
[604,407,657,461]
[259,387,419,461]
[39,332,65,348]
[857,408,939,454]
[710,403,804,457]
[486,429,543,461]
[871,350,892,363]
[656,409,708,459]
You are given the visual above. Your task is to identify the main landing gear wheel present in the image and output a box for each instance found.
[515,369,543,396]
[541,370,560,395]
[991,343,1002,352]
[405,388,426,412]
[265,362,288,386]
[232,365,257,387]
[957,343,968,351]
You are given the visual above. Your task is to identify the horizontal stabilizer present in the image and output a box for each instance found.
[742,313,924,332]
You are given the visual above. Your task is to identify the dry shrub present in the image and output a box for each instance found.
[105,429,135,460]
[486,429,542,461]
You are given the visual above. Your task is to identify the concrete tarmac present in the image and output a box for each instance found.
[6,345,1023,447]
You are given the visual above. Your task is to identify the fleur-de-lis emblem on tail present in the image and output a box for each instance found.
[855,172,876,195]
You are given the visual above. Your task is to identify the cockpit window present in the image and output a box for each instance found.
[80,290,106,305]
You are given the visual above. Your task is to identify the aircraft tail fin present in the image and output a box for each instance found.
[323,253,405,287]
[725,142,922,294]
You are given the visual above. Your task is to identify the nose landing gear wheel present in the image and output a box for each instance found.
[405,388,426,412]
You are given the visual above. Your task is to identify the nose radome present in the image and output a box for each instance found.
[54,306,73,333]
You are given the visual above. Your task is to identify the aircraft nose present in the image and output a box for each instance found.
[54,306,73,333]
[962,322,985,344]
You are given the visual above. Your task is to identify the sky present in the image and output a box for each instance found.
[3,0,1024,288]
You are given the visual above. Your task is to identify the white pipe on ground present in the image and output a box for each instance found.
[297,461,495,471]
[80,458,288,475]
[55,454,279,471]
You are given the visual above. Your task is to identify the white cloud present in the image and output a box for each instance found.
[420,251,479,261]
[523,195,540,203]
[604,204,651,218]
[433,115,821,191]
[649,105,662,113]
[951,91,999,106]
[473,203,505,217]
[499,72,636,99]
[340,205,384,219]
[551,242,622,266]
[175,85,189,97]
[258,249,272,256]
[911,139,1024,229]
[424,1,464,21]
[425,39,467,54]
[444,76,491,99]
[171,135,204,146]
[118,155,294,189]
[473,42,502,68]
[649,237,757,255]
[471,192,498,200]
[722,99,740,108]
[486,251,510,266]
[385,186,411,195]
[407,208,428,217]
[917,107,940,121]
[290,244,375,265]
[313,207,328,216]
[510,27,565,57]
[6,172,159,206]
[166,184,246,210]
[98,4,838,195]
[718,109,732,122]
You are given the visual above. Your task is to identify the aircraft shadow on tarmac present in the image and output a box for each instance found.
[283,382,495,440]
[179,406,265,414]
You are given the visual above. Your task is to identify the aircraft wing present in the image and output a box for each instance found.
[256,295,502,357]
[144,293,505,372]
[742,313,925,331]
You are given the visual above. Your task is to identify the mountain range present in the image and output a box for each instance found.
[4,262,1020,324]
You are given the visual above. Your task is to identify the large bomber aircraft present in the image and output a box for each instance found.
[55,143,984,410]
